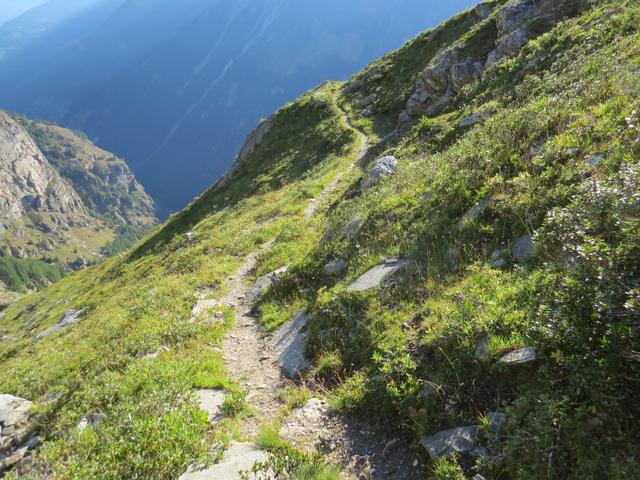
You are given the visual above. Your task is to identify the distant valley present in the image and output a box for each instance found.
[0,0,476,215]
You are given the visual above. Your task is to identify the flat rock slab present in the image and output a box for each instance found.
[347,259,408,292]
[178,441,268,480]
[34,309,82,342]
[191,299,222,318]
[194,390,226,424]
[500,347,537,365]
[272,309,312,379]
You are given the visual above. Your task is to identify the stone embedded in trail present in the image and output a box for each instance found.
[34,309,82,342]
[323,259,347,276]
[247,266,288,303]
[420,426,487,463]
[271,309,313,379]
[178,441,269,480]
[0,394,37,474]
[194,390,226,424]
[347,258,409,292]
[361,156,397,190]
[281,398,330,451]
[191,299,221,317]
[511,234,535,262]
[500,346,537,365]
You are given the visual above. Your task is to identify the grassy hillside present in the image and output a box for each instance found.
[1,1,639,479]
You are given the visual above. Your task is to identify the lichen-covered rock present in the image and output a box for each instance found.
[361,156,398,190]
[0,394,37,474]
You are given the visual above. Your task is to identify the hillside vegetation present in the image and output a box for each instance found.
[1,1,639,479]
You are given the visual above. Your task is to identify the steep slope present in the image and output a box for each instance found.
[1,1,639,479]
[0,111,156,294]
[0,0,477,214]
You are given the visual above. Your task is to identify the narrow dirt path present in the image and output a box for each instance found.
[304,114,369,219]
[215,119,423,479]
[220,240,283,438]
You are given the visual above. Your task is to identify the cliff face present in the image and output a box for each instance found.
[0,111,86,227]
[0,111,156,287]
[16,117,156,226]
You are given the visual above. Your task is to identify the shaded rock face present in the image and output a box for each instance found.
[218,117,273,189]
[0,112,86,225]
[0,394,37,474]
[407,0,583,116]
[271,309,313,379]
[361,156,398,190]
[347,259,408,292]
[178,441,268,480]
[34,309,82,342]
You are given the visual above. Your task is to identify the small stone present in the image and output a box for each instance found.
[491,248,510,268]
[420,426,487,461]
[511,235,535,262]
[77,413,102,431]
[457,198,491,230]
[460,111,490,127]
[500,347,537,365]
[419,382,438,399]
[486,412,507,433]
[586,153,605,167]
[475,335,490,361]
[345,219,364,239]
[323,259,347,276]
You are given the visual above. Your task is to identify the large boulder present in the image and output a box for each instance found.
[347,258,408,292]
[271,309,313,379]
[0,395,37,474]
[178,441,268,480]
[361,156,398,190]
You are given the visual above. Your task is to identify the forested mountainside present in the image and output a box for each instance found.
[1,1,638,479]
[0,111,155,298]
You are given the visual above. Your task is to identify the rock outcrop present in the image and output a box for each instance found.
[406,0,584,117]
[0,394,37,474]
[0,112,87,226]
[34,309,82,342]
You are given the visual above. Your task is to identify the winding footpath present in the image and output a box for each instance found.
[182,119,422,479]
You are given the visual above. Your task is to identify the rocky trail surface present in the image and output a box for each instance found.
[182,122,422,479]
